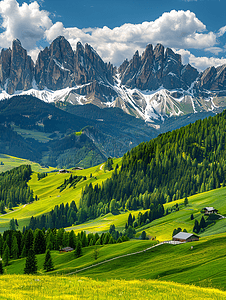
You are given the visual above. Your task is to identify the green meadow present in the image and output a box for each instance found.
[3,233,226,292]
[0,158,122,231]
[0,154,55,173]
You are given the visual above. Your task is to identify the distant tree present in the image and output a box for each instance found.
[33,229,46,254]
[68,230,76,249]
[74,240,82,258]
[2,244,10,266]
[0,261,3,274]
[92,247,99,260]
[0,234,3,257]
[9,219,16,231]
[24,229,34,256]
[12,236,19,259]
[200,216,206,229]
[43,249,54,272]
[141,231,147,240]
[24,249,37,274]
[190,214,194,220]
[184,197,188,207]
[193,219,200,234]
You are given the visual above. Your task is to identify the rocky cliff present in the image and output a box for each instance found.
[119,43,198,90]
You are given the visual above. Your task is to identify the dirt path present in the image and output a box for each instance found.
[65,241,181,276]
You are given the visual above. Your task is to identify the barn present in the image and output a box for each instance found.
[59,247,74,253]
[172,232,199,242]
[203,207,218,215]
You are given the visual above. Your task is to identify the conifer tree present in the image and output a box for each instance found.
[200,216,206,229]
[74,240,82,258]
[43,249,54,272]
[0,261,3,274]
[2,244,10,266]
[33,229,46,254]
[12,236,19,259]
[24,249,37,274]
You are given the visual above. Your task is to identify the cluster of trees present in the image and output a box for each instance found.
[0,165,34,213]
[126,206,164,230]
[172,228,187,237]
[0,225,129,271]
[28,201,78,230]
[37,172,48,180]
[78,111,226,222]
[193,216,207,233]
[104,158,113,171]
[57,175,86,192]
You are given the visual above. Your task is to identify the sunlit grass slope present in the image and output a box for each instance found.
[67,186,226,239]
[0,158,121,231]
[4,234,226,290]
[74,233,226,291]
[2,275,226,300]
[0,153,55,173]
[3,234,226,294]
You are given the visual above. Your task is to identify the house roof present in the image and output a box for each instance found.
[173,232,199,240]
[60,247,74,251]
[204,207,218,211]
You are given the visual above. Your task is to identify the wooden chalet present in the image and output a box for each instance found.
[59,247,74,253]
[203,207,218,215]
[172,232,199,243]
[59,169,70,173]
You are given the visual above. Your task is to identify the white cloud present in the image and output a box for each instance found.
[0,1,225,71]
[176,49,226,71]
[44,9,217,66]
[205,47,224,55]
[218,25,226,37]
[0,0,52,51]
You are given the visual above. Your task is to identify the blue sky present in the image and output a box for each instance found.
[0,0,226,71]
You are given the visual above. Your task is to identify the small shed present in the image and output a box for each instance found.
[59,169,69,173]
[172,232,199,242]
[59,247,74,253]
[72,167,84,170]
[203,207,218,215]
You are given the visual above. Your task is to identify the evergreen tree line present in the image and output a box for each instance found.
[0,226,129,267]
[125,207,164,231]
[79,111,226,215]
[28,201,78,230]
[37,172,48,180]
[0,165,33,213]
[193,216,207,234]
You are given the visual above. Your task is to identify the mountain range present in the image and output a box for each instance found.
[0,36,226,168]
[0,36,226,124]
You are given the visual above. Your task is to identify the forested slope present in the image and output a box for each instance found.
[81,110,226,211]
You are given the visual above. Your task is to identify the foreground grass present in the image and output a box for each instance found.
[1,275,226,300]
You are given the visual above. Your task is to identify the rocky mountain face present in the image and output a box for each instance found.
[119,44,198,90]
[0,39,34,94]
[1,36,226,123]
[0,36,115,95]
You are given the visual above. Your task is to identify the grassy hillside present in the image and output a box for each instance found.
[3,233,226,292]
[65,186,226,240]
[0,158,122,232]
[2,274,226,300]
[0,154,55,173]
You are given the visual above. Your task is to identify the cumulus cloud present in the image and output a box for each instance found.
[0,1,225,71]
[44,9,218,66]
[176,49,226,71]
[0,0,52,52]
